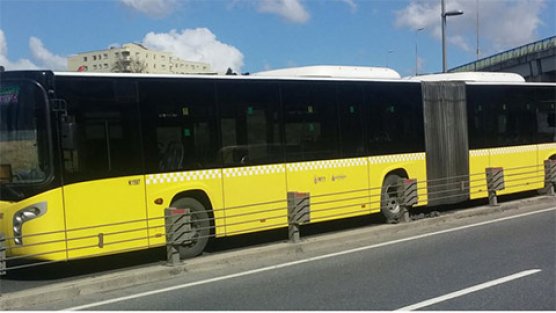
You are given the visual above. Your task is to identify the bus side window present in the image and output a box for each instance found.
[282,81,339,162]
[139,79,219,172]
[534,86,556,143]
[56,78,143,183]
[337,83,366,157]
[365,83,424,155]
[497,87,537,146]
[217,80,283,166]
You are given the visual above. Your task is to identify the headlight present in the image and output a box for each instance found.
[13,202,47,245]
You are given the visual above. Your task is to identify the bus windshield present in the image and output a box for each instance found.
[0,80,49,190]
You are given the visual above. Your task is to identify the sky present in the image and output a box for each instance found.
[0,0,554,76]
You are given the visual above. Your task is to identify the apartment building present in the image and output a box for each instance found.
[67,43,213,74]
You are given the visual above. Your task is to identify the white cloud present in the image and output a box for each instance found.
[29,37,67,70]
[120,0,179,18]
[395,0,546,55]
[479,0,545,52]
[257,0,310,23]
[0,30,67,71]
[0,29,38,70]
[142,28,244,73]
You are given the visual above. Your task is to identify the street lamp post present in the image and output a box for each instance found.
[441,0,463,72]
[415,27,424,76]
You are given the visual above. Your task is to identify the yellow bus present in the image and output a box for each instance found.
[0,67,555,262]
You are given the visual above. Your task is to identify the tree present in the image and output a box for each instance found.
[111,57,146,73]
[225,67,237,75]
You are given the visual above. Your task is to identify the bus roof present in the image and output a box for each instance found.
[52,68,411,84]
[48,69,553,86]
[252,65,402,80]
[407,71,526,83]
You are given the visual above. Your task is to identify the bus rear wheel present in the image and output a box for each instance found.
[170,198,210,259]
[381,174,408,224]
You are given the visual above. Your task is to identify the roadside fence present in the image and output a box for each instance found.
[1,161,555,294]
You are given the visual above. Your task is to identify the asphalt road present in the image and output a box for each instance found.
[28,205,555,311]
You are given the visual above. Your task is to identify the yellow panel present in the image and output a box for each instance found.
[0,189,67,261]
[144,169,224,245]
[63,175,148,259]
[286,158,370,224]
[223,164,287,235]
[368,153,428,212]
[489,145,542,195]
[469,149,490,200]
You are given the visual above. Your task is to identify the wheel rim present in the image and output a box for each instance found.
[385,185,401,214]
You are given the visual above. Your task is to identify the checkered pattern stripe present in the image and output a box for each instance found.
[539,143,556,151]
[470,149,489,157]
[490,145,538,155]
[146,153,429,184]
[223,165,285,178]
[368,153,425,164]
[146,170,222,185]
[286,158,367,172]
[472,145,556,157]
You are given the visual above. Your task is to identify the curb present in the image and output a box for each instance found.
[1,195,555,310]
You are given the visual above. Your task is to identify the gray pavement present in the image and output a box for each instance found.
[67,207,555,310]
[1,195,555,310]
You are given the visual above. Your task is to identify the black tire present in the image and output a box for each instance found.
[380,174,408,224]
[171,198,210,259]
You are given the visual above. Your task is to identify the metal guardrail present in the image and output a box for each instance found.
[0,162,554,296]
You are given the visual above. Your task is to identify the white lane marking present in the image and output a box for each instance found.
[62,207,555,311]
[395,269,542,311]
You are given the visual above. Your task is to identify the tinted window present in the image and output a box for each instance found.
[281,81,339,162]
[139,79,219,172]
[217,80,283,166]
[467,85,549,148]
[364,83,424,155]
[466,86,490,149]
[534,86,556,144]
[337,82,366,157]
[57,78,143,183]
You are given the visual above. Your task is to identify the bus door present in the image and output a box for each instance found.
[57,78,148,259]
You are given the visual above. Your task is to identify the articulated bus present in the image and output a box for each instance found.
[0,67,554,261]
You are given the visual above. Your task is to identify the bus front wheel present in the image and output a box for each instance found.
[381,174,408,224]
[171,197,210,259]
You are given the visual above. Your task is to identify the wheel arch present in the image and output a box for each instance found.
[171,189,215,236]
[382,168,409,182]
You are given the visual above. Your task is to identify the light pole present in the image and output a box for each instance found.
[441,0,463,72]
[415,27,424,76]
[475,0,480,70]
